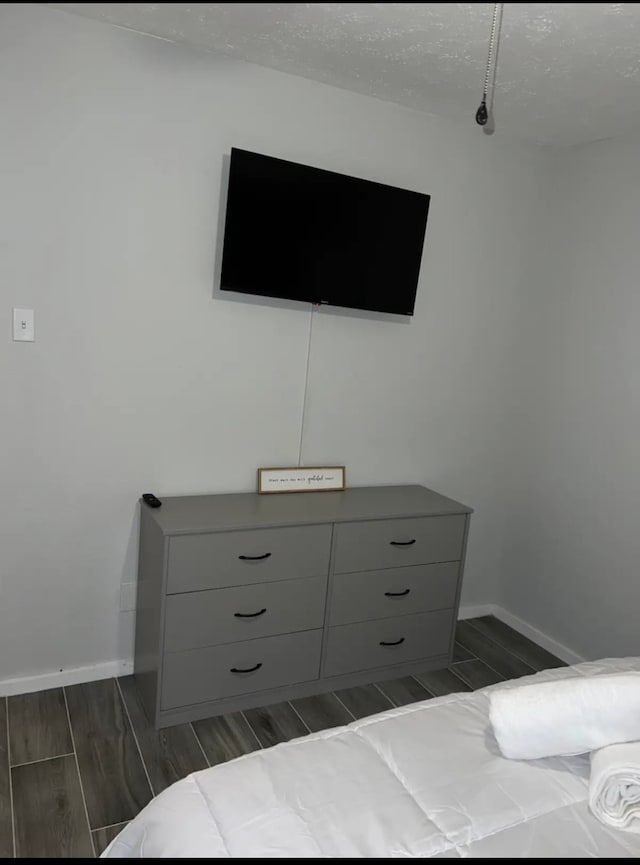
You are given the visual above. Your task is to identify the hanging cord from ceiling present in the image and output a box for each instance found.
[475,2,504,134]
[297,304,316,467]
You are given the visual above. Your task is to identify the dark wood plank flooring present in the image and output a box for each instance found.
[243,701,309,747]
[333,684,393,719]
[117,677,207,795]
[4,615,565,857]
[464,616,566,671]
[377,676,431,707]
[453,658,504,689]
[65,679,152,830]
[452,641,475,662]
[8,688,73,767]
[290,693,352,732]
[192,712,261,767]
[0,698,13,859]
[12,755,93,858]
[415,666,472,696]
[455,621,537,679]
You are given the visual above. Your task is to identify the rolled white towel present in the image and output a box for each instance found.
[489,673,640,760]
[590,742,640,833]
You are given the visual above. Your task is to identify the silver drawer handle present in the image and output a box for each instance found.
[230,663,262,674]
[233,608,267,618]
[384,589,410,597]
[380,637,405,647]
[389,539,416,546]
[238,553,272,561]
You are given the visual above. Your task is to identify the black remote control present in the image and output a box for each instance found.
[142,493,162,508]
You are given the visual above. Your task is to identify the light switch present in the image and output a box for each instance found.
[13,308,34,342]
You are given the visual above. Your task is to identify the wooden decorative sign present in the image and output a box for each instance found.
[257,466,346,495]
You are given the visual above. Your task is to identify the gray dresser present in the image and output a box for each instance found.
[135,485,472,728]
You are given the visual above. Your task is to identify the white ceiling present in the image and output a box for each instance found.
[48,3,640,147]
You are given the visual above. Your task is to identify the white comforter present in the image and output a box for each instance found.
[104,657,640,858]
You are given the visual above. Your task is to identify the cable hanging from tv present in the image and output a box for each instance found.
[475,2,504,135]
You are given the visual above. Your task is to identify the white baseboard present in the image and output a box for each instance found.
[458,602,584,666]
[0,658,134,697]
[492,606,584,665]
[458,603,497,620]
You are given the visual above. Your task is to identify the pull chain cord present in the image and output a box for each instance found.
[475,2,503,130]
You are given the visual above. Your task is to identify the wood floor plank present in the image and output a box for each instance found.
[453,659,504,690]
[0,698,13,859]
[455,621,536,680]
[192,712,261,767]
[92,821,128,856]
[333,684,393,719]
[8,688,73,766]
[377,676,431,707]
[244,701,308,748]
[452,641,475,662]
[290,693,353,732]
[118,677,207,795]
[65,679,152,829]
[414,667,472,697]
[467,615,567,671]
[12,755,93,858]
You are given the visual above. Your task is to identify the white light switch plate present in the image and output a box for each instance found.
[13,308,35,342]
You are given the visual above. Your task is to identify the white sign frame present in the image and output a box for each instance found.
[257,466,346,495]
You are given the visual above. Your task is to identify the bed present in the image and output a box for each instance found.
[103,657,640,858]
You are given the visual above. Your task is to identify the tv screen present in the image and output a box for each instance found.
[220,149,430,316]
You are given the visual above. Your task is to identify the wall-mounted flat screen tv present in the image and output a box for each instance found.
[220,148,430,316]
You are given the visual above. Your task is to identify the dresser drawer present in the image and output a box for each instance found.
[167,524,331,593]
[329,562,459,626]
[323,609,452,677]
[161,629,322,709]
[164,576,327,651]
[333,515,465,574]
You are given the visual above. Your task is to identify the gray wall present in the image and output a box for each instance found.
[501,131,640,659]
[0,5,549,684]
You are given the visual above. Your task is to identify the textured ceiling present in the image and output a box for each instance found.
[48,3,640,147]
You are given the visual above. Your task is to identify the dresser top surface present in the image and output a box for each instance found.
[144,484,472,535]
